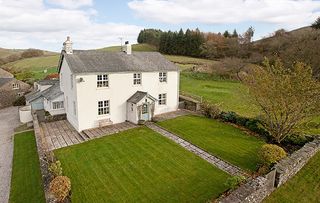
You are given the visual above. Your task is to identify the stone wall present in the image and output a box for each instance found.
[275,137,320,187]
[32,112,55,203]
[219,137,320,203]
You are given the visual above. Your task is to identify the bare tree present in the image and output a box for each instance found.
[244,58,320,143]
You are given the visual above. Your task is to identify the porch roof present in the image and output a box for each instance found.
[127,91,156,104]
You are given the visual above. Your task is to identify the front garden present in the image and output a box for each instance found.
[55,127,231,202]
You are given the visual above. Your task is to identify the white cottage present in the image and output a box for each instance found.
[58,37,179,132]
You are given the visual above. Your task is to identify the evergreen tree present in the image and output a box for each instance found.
[223,30,230,38]
[232,29,238,38]
[311,17,320,29]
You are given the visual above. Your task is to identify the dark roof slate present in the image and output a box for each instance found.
[63,50,179,74]
[26,83,63,102]
[127,91,156,104]
[0,78,13,87]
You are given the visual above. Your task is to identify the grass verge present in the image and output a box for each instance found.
[9,131,45,203]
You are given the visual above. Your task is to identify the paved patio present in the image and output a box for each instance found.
[152,109,191,122]
[41,120,137,151]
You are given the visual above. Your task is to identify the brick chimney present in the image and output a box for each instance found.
[63,36,73,54]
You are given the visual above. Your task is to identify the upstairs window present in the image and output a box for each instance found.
[12,83,19,90]
[52,101,64,110]
[158,93,167,105]
[97,74,109,88]
[98,100,110,115]
[133,73,141,85]
[159,72,167,82]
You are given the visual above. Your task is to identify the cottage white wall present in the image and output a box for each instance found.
[60,58,79,130]
[75,71,179,131]
[44,94,65,115]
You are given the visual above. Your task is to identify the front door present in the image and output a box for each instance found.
[141,103,149,121]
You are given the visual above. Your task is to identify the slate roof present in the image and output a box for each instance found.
[25,90,43,102]
[0,78,13,87]
[26,83,63,102]
[42,83,63,100]
[0,68,13,78]
[127,91,156,104]
[37,80,59,86]
[61,50,179,74]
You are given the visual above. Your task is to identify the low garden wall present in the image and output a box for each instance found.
[219,137,320,203]
[32,112,55,203]
[275,137,320,187]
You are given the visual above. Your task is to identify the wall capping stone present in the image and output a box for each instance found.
[219,137,320,203]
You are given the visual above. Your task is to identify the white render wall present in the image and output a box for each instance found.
[74,71,179,131]
[60,59,79,130]
[44,94,65,116]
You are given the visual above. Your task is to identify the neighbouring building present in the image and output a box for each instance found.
[0,68,30,108]
[25,79,65,115]
[58,37,180,132]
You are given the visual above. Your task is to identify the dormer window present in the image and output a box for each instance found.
[133,73,141,85]
[12,83,19,90]
[97,74,109,88]
[159,72,167,82]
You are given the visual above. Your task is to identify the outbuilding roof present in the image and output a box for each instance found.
[59,50,179,74]
[37,80,59,86]
[26,83,63,102]
[0,78,13,87]
[0,68,13,78]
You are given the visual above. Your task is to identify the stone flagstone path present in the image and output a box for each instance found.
[145,122,245,176]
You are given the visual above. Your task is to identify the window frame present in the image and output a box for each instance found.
[158,93,167,105]
[98,100,110,116]
[52,101,64,110]
[133,73,141,85]
[159,72,167,83]
[12,83,19,90]
[97,74,109,88]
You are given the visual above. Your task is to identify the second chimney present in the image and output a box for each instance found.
[123,41,132,55]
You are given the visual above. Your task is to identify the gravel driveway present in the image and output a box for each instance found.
[0,107,20,203]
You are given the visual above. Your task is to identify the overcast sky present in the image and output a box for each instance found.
[0,0,320,51]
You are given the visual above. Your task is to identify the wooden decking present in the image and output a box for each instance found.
[41,120,137,151]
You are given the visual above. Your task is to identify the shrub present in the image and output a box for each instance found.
[201,102,221,119]
[259,144,287,166]
[13,96,26,106]
[49,160,63,177]
[220,111,237,123]
[49,176,71,202]
[224,175,246,190]
[283,134,313,146]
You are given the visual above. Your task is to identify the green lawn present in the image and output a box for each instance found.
[10,131,45,203]
[55,127,230,203]
[158,115,265,172]
[180,72,259,117]
[264,152,320,203]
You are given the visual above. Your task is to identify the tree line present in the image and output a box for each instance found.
[137,27,254,58]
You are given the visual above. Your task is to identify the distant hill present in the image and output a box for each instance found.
[99,43,157,52]
[0,48,24,59]
[252,26,320,77]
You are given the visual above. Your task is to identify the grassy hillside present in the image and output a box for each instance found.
[100,43,157,52]
[0,48,24,58]
[2,55,59,81]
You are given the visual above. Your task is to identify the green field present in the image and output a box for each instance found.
[10,131,45,203]
[55,127,230,202]
[158,115,265,172]
[180,71,259,117]
[264,152,320,203]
